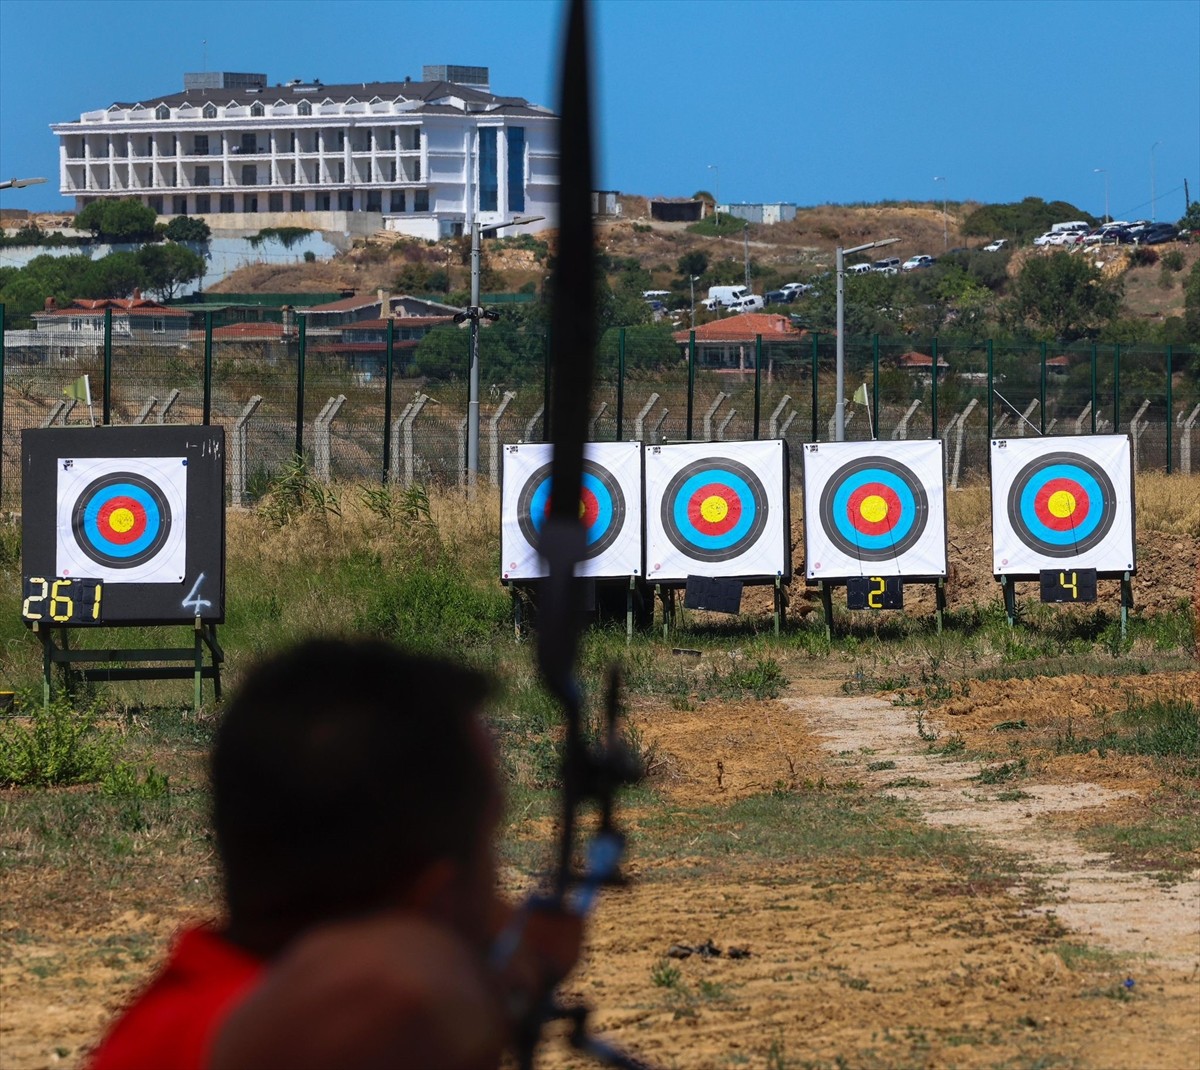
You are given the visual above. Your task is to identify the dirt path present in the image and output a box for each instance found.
[793,692,1200,973]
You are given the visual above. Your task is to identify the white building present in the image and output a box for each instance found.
[52,66,558,240]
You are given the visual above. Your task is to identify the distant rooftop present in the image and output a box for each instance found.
[422,64,489,91]
[183,72,268,92]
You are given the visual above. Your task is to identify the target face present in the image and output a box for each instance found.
[72,472,172,568]
[819,456,929,562]
[661,457,768,562]
[645,440,790,581]
[803,440,947,580]
[516,459,626,560]
[500,441,643,580]
[990,435,1134,576]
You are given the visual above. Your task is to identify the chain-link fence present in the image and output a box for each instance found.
[3,305,1198,510]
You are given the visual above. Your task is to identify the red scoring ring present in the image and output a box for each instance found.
[96,495,148,545]
[686,482,742,536]
[1033,477,1090,532]
[846,482,902,537]
[580,487,600,530]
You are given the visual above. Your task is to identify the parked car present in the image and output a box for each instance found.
[1032,231,1056,247]
[764,289,790,305]
[872,256,901,275]
[781,282,812,295]
[727,294,765,313]
[846,263,873,275]
[902,255,936,270]
[982,239,1008,252]
[1139,223,1180,245]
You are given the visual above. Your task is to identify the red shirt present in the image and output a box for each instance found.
[87,926,263,1070]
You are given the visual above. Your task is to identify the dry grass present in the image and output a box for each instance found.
[1135,472,1200,536]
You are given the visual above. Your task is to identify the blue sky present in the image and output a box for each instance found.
[2,0,1197,222]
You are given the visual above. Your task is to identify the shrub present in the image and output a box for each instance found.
[1129,246,1159,267]
[1160,249,1185,273]
[1,695,125,787]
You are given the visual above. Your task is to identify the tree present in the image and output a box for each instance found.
[82,251,145,299]
[1177,201,1200,233]
[677,251,708,279]
[75,197,159,242]
[137,243,205,299]
[962,197,1095,242]
[1005,252,1121,341]
[164,215,212,243]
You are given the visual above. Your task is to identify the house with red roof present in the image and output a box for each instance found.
[32,291,191,348]
[672,313,806,373]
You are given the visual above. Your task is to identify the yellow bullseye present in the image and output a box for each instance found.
[109,508,136,533]
[700,495,728,523]
[859,494,889,524]
[1047,490,1077,518]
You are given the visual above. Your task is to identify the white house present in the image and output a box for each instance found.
[51,66,558,240]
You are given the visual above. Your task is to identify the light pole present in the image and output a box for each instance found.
[933,176,947,250]
[0,176,47,191]
[1093,168,1109,223]
[835,237,899,441]
[707,163,719,229]
[460,214,545,481]
[689,274,700,325]
[1150,141,1162,221]
[743,223,751,291]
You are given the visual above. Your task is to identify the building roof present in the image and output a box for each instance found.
[210,322,287,340]
[897,351,950,368]
[673,314,803,344]
[35,295,188,318]
[104,77,552,119]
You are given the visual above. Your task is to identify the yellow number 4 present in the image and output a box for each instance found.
[1059,571,1079,600]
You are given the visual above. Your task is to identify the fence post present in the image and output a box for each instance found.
[872,334,880,440]
[489,391,515,486]
[135,397,158,424]
[950,398,979,489]
[769,394,791,438]
[313,394,345,484]
[159,388,180,423]
[704,392,729,441]
[1130,399,1151,473]
[232,395,263,506]
[203,310,213,425]
[753,334,762,439]
[616,327,625,441]
[810,332,819,442]
[1039,340,1047,435]
[525,405,545,442]
[634,393,659,441]
[1112,344,1121,431]
[892,399,920,440]
[589,402,607,440]
[687,330,696,439]
[1090,344,1098,433]
[1165,345,1173,474]
[930,337,939,440]
[986,339,994,439]
[1074,402,1092,435]
[103,307,112,425]
[382,318,394,484]
[718,407,736,441]
[403,395,431,487]
[295,317,307,458]
[1180,403,1200,476]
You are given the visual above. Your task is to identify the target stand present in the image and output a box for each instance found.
[20,426,227,711]
[990,435,1136,638]
[645,441,793,637]
[801,441,950,639]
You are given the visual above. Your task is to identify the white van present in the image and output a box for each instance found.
[728,294,765,314]
[1050,221,1090,235]
[846,263,873,275]
[700,285,748,311]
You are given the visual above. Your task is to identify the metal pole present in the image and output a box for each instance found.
[1151,141,1161,222]
[542,328,551,441]
[753,333,762,439]
[616,326,625,441]
[202,310,213,425]
[811,331,819,441]
[835,246,846,440]
[1039,341,1047,435]
[986,339,994,438]
[1166,345,1174,474]
[1113,344,1121,430]
[103,307,112,425]
[1090,344,1098,433]
[0,304,5,505]
[687,329,696,439]
[872,334,880,439]
[467,220,481,477]
[383,318,394,482]
[295,316,306,458]
[930,337,938,440]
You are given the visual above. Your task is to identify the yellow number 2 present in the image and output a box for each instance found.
[1059,571,1079,600]
[22,577,49,620]
[868,577,886,609]
[49,579,75,623]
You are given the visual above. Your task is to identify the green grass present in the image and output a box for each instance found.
[1055,695,1199,764]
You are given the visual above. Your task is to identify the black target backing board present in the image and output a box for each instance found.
[21,426,225,626]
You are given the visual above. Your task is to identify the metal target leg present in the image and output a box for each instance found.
[936,578,946,634]
[37,624,52,710]
[1121,571,1132,640]
[627,575,634,643]
[1001,576,1016,628]
[194,617,204,712]
[820,581,834,641]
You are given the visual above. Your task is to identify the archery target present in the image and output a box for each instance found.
[803,440,947,579]
[56,456,188,583]
[991,435,1134,575]
[645,440,790,581]
[501,441,642,580]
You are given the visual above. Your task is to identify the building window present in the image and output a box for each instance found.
[194,134,208,155]
[244,195,258,212]
[221,194,235,212]
[203,102,218,119]
[148,196,164,213]
[241,132,257,154]
[336,130,345,150]
[291,192,305,211]
[269,192,284,212]
[242,165,257,186]
[297,100,312,116]
[338,190,353,211]
[317,193,331,210]
[196,193,211,213]
[414,189,429,212]
[336,162,345,182]
[251,102,265,117]
[390,190,405,212]
[286,132,296,152]
[173,196,187,214]
[152,318,165,333]
[155,104,170,119]
[366,190,381,212]
[507,127,526,213]
[167,165,177,186]
[478,128,498,212]
[195,165,209,186]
